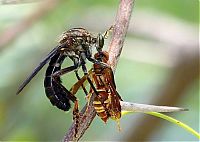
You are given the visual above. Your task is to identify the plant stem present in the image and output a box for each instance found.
[63,0,135,141]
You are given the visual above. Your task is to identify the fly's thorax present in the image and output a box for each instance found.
[58,28,98,59]
[65,27,100,52]
[59,28,95,47]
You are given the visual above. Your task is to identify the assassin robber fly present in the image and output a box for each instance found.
[16,27,112,112]
[70,50,123,128]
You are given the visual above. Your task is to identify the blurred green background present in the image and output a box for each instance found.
[0,0,199,141]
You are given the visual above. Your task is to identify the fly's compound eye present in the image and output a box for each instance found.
[96,33,104,52]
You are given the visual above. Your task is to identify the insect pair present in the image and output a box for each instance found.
[17,27,122,128]
[71,50,122,124]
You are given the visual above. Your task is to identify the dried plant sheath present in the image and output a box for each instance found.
[121,101,188,113]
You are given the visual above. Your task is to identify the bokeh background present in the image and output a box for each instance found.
[0,0,199,141]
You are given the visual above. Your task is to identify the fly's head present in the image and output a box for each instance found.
[92,33,104,53]
[94,26,113,53]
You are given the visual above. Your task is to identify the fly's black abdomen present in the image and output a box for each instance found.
[52,81,71,111]
[44,53,71,111]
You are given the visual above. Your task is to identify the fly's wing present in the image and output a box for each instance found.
[16,46,60,95]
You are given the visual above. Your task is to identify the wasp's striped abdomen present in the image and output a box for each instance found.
[93,90,110,123]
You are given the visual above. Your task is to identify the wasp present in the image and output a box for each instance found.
[16,28,110,112]
[71,50,123,126]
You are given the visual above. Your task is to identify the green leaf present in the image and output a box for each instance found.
[121,111,200,139]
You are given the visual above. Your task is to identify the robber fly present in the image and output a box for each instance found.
[16,27,111,112]
[71,50,122,125]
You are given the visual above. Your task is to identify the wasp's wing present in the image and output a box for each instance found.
[106,67,123,101]
[16,46,60,95]
[104,67,116,88]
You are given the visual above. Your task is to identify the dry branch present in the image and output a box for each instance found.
[63,0,134,141]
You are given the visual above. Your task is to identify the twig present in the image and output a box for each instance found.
[107,0,134,71]
[63,0,134,141]
[0,0,59,50]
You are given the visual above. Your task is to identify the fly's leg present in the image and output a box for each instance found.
[71,56,89,96]
[79,52,101,110]
[52,65,81,137]
[80,53,99,98]
[52,65,79,102]
[87,56,109,68]
[81,59,108,112]
[52,65,77,78]
[103,25,113,39]
[81,52,110,118]
[75,70,88,96]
